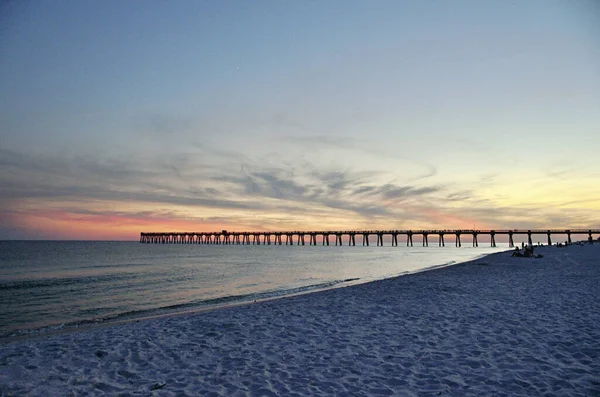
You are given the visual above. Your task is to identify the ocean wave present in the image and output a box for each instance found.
[0,277,361,340]
[0,273,141,291]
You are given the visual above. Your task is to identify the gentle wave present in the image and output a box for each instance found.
[1,277,361,339]
[0,273,140,291]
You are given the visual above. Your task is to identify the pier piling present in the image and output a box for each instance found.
[139,229,600,248]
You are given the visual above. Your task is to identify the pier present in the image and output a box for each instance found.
[140,229,600,247]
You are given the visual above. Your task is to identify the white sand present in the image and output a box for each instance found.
[1,244,599,396]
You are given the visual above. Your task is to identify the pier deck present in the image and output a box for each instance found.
[140,229,599,247]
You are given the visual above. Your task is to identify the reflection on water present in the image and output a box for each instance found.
[0,241,506,337]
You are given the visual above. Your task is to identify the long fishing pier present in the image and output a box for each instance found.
[140,229,599,247]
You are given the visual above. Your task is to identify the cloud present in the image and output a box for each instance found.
[0,147,262,211]
[277,134,438,183]
[310,170,375,194]
[251,171,308,198]
[210,165,441,218]
[445,190,474,201]
[353,185,378,195]
[0,177,267,211]
[377,184,441,200]
[2,144,599,240]
[3,145,444,221]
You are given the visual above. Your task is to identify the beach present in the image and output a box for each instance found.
[1,244,599,396]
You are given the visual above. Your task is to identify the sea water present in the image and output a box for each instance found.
[0,241,506,339]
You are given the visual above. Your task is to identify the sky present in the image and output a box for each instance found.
[1,1,600,240]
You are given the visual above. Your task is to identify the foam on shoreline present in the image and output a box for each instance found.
[1,245,599,396]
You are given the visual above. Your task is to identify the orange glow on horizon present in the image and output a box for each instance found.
[6,210,237,240]
[3,205,485,240]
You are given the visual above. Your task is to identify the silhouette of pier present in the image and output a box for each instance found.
[140,229,599,247]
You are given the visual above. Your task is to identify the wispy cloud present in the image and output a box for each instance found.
[1,143,599,239]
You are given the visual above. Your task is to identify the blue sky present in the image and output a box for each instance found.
[1,1,599,239]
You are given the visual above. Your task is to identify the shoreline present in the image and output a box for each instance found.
[1,248,503,345]
[2,244,599,396]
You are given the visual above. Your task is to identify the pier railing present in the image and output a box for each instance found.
[140,229,600,247]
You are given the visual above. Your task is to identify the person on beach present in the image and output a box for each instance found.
[512,245,543,258]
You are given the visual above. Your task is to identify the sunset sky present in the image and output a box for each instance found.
[1,1,600,240]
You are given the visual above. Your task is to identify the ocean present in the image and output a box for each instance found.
[0,241,506,339]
